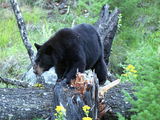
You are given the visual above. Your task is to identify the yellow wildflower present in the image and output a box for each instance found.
[134,74,137,77]
[132,66,135,70]
[130,69,134,72]
[86,111,89,114]
[33,83,39,87]
[124,73,128,76]
[55,106,65,112]
[126,64,135,70]
[83,105,91,117]
[133,70,137,73]
[128,72,131,75]
[54,113,57,116]
[38,84,43,87]
[130,69,137,73]
[83,117,92,120]
[83,105,91,110]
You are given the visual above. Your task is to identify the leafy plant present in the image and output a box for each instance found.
[33,115,43,120]
[119,31,160,119]
[82,105,91,117]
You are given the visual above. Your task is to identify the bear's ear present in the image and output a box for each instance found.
[34,43,41,50]
[45,44,54,55]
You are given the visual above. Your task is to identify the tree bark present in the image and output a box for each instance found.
[0,76,32,88]
[94,4,120,65]
[0,87,53,120]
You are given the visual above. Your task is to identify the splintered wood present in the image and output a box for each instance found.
[71,72,92,95]
[99,79,120,98]
[71,72,120,98]
[70,72,120,119]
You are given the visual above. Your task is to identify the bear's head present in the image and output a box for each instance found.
[33,43,57,75]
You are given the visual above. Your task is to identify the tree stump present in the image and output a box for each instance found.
[51,72,120,120]
[94,4,120,65]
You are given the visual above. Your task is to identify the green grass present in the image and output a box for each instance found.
[0,2,48,79]
[0,0,159,83]
[107,0,160,75]
[0,82,16,88]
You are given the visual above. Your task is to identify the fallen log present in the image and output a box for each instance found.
[0,72,134,120]
[0,71,121,120]
[0,87,53,120]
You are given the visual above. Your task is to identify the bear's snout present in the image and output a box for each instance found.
[33,64,44,75]
[33,64,38,74]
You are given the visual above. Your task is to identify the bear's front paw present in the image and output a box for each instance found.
[61,78,68,86]
[99,80,106,85]
[57,78,63,82]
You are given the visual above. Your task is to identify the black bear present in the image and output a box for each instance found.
[33,23,107,85]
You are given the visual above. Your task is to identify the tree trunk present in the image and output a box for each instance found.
[0,1,135,120]
[94,4,120,65]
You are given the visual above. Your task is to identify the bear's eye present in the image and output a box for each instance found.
[35,58,42,64]
[38,59,42,63]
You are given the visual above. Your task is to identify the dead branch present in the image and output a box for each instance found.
[10,0,46,84]
[0,76,32,88]
[10,0,35,65]
[99,79,120,98]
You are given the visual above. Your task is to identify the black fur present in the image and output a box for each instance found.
[34,23,107,85]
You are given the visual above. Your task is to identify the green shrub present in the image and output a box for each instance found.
[75,0,108,25]
[108,0,160,75]
[120,31,160,119]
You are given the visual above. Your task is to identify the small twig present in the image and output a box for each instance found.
[71,18,77,27]
[99,106,112,119]
[63,6,70,21]
[94,70,99,119]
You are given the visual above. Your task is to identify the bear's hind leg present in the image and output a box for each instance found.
[93,58,107,85]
